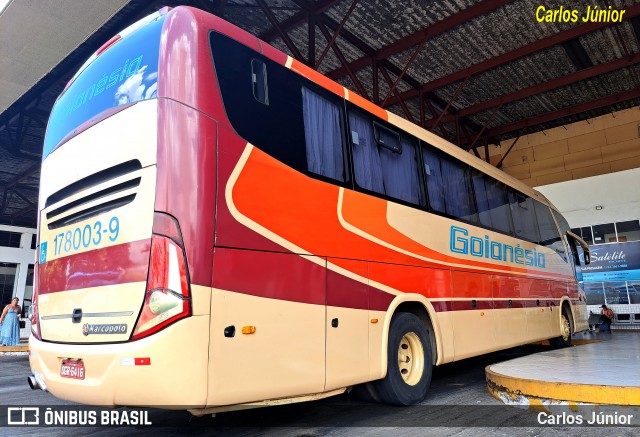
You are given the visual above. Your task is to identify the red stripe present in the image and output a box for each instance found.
[432,299,562,312]
[37,240,151,294]
[213,247,396,311]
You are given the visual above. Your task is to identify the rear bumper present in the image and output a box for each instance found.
[29,315,209,408]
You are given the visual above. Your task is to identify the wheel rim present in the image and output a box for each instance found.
[561,314,571,342]
[397,332,425,386]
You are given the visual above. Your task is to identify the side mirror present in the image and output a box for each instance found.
[566,230,591,265]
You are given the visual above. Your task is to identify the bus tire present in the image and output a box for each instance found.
[374,312,432,406]
[549,307,573,348]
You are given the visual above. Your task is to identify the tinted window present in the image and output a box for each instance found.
[379,134,424,205]
[422,146,476,222]
[350,111,384,194]
[349,111,424,205]
[508,190,539,242]
[471,170,512,234]
[212,32,306,170]
[43,17,164,160]
[534,203,567,261]
[534,202,559,244]
[552,210,571,263]
[251,59,269,105]
[302,88,345,181]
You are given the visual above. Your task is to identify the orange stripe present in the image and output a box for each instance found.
[289,59,344,97]
[348,91,388,120]
[232,148,571,294]
[340,189,540,275]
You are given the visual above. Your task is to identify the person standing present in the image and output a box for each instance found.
[0,297,21,346]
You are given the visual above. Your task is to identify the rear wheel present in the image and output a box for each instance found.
[374,313,433,406]
[549,307,573,348]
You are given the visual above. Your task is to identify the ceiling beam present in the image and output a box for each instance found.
[255,0,305,61]
[326,0,513,81]
[320,15,483,134]
[431,53,640,124]
[259,0,343,42]
[384,2,640,107]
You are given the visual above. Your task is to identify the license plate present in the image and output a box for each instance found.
[60,359,85,380]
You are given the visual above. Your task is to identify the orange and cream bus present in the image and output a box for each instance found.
[29,6,591,411]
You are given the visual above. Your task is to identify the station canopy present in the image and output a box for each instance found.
[1,0,639,228]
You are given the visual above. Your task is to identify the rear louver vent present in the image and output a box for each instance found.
[46,160,142,230]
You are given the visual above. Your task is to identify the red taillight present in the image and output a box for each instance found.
[31,263,41,341]
[132,214,191,340]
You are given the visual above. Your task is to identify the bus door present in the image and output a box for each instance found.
[566,231,591,332]
[325,259,369,391]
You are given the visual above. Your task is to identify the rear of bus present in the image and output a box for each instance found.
[29,9,212,407]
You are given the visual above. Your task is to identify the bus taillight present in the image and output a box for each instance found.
[132,214,191,340]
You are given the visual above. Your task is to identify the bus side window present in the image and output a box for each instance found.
[508,190,540,242]
[535,202,566,261]
[422,146,445,213]
[375,126,425,206]
[302,88,345,181]
[349,111,385,195]
[251,59,268,105]
[471,170,512,234]
[422,145,477,223]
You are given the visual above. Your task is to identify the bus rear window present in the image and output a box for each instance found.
[42,16,164,160]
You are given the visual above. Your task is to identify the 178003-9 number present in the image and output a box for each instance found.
[50,216,120,257]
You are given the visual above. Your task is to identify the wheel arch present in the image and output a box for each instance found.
[558,296,575,334]
[377,294,443,379]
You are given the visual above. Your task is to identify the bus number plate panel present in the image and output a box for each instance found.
[60,359,85,380]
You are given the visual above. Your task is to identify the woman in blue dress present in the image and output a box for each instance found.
[0,297,21,346]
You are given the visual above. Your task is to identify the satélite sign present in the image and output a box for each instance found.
[581,241,640,282]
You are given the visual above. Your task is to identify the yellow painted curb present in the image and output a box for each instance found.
[486,365,640,406]
[0,345,28,352]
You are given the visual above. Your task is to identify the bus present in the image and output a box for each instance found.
[29,5,591,412]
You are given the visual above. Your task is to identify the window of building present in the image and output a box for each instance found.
[584,282,605,306]
[31,234,36,249]
[616,220,640,242]
[592,223,616,244]
[302,88,345,182]
[580,226,594,245]
[604,281,629,304]
[628,281,640,304]
[0,231,22,248]
[0,262,17,307]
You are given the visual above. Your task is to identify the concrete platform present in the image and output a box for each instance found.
[486,332,640,406]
